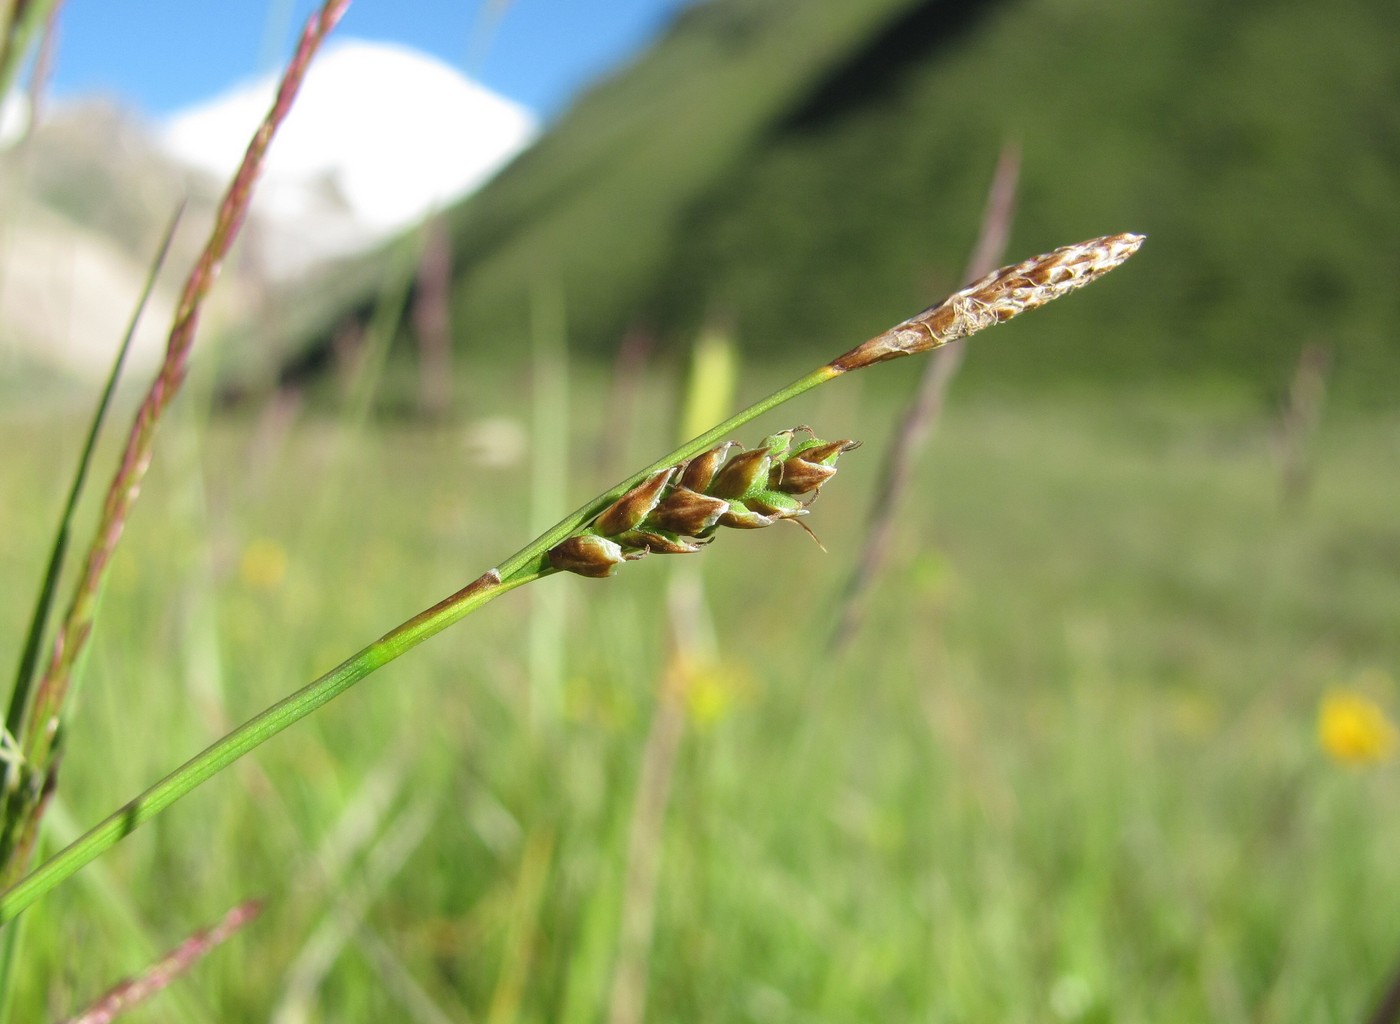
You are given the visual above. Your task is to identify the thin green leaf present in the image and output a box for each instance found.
[0,911,22,1024]
[0,0,60,108]
[3,206,183,745]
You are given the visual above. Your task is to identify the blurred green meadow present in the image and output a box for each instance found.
[2,0,1398,1016]
[3,353,1398,1021]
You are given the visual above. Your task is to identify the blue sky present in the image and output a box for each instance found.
[50,0,694,119]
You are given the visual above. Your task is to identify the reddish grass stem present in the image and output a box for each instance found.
[1277,341,1331,509]
[830,143,1021,653]
[607,577,705,1024]
[412,216,455,417]
[61,900,262,1024]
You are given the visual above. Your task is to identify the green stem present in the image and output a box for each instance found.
[5,208,182,744]
[0,363,841,923]
[0,570,533,923]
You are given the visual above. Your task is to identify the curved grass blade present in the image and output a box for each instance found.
[0,206,183,1024]
[2,207,184,746]
[0,0,61,108]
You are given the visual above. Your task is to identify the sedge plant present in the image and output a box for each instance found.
[0,228,1143,923]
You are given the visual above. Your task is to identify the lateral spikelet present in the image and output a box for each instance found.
[548,429,859,577]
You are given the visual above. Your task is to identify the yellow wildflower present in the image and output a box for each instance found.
[1318,688,1397,766]
[677,657,750,730]
[239,538,288,591]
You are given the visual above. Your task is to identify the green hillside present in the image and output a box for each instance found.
[253,0,1399,402]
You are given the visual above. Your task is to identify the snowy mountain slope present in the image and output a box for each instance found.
[160,38,538,275]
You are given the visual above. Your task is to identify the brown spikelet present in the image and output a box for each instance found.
[616,530,708,555]
[595,469,673,536]
[771,439,861,495]
[678,442,737,493]
[707,449,772,500]
[649,487,729,535]
[716,505,783,530]
[548,535,643,577]
[549,428,859,577]
[831,232,1145,371]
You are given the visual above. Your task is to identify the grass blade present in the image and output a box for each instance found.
[0,913,21,1024]
[3,206,183,744]
[0,0,61,107]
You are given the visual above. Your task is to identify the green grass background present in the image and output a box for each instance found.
[248,0,1400,406]
[3,356,1398,1021]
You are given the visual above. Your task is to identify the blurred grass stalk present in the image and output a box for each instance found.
[1276,342,1331,509]
[412,217,456,418]
[0,0,61,109]
[830,141,1020,654]
[0,200,1141,921]
[60,901,262,1024]
[529,285,569,730]
[606,325,735,1024]
[271,791,436,1024]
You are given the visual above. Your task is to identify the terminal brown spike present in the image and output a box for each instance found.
[832,232,1145,371]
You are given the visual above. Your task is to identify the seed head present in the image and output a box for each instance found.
[548,428,859,577]
[832,232,1145,371]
